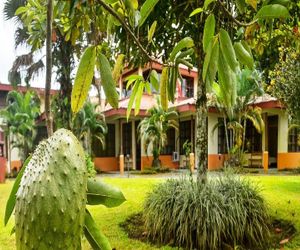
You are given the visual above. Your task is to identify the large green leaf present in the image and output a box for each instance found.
[4,156,31,226]
[202,36,218,81]
[189,7,203,17]
[87,178,126,207]
[126,81,140,119]
[112,54,125,82]
[149,70,159,91]
[135,83,145,115]
[71,46,96,114]
[139,0,159,27]
[219,29,239,72]
[148,21,157,42]
[204,0,216,9]
[234,42,254,69]
[98,53,119,109]
[268,0,290,6]
[170,37,194,61]
[84,209,111,250]
[203,14,215,53]
[255,4,290,19]
[207,40,219,87]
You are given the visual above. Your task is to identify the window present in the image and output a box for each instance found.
[218,119,227,154]
[122,80,131,98]
[218,119,262,153]
[143,69,161,94]
[245,122,262,153]
[179,120,191,154]
[93,124,115,157]
[161,128,175,155]
[180,77,194,98]
[122,123,132,156]
[288,128,300,152]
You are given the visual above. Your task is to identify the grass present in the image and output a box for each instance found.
[0,175,299,249]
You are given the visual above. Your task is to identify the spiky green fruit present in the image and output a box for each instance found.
[15,129,87,250]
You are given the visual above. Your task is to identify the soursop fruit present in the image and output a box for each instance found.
[15,129,87,250]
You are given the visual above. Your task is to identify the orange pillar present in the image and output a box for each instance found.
[119,154,124,175]
[263,151,268,174]
[189,153,195,173]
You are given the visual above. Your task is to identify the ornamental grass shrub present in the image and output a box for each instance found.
[143,175,271,250]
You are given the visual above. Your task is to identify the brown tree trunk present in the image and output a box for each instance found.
[192,4,208,183]
[196,60,208,183]
[54,33,73,130]
[45,0,53,137]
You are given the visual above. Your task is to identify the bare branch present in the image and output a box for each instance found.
[218,0,258,27]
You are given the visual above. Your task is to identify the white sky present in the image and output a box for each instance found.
[0,2,102,97]
[0,2,61,89]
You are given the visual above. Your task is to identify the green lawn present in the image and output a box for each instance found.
[0,175,300,250]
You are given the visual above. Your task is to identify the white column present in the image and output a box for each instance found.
[131,120,136,170]
[278,111,288,153]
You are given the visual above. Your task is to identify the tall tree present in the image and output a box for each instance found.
[45,0,53,136]
[114,0,290,181]
[138,98,178,168]
[0,91,40,161]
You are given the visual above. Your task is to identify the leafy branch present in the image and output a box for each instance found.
[96,0,158,64]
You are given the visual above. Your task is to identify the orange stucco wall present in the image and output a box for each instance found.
[208,154,225,170]
[141,155,179,170]
[11,160,22,172]
[0,157,6,183]
[278,153,300,170]
[94,157,119,172]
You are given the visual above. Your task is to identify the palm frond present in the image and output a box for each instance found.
[4,0,26,21]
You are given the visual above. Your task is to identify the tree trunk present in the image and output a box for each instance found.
[195,47,208,184]
[45,0,53,137]
[193,7,208,183]
[55,35,73,130]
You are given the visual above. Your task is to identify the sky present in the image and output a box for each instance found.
[0,2,60,89]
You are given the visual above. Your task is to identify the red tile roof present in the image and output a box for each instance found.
[0,83,58,95]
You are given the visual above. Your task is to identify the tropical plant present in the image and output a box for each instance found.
[269,47,300,123]
[212,68,264,166]
[182,140,192,169]
[86,154,97,178]
[144,175,271,249]
[0,90,40,162]
[72,102,107,155]
[4,129,126,250]
[138,98,178,168]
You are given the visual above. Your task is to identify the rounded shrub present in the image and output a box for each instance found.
[143,175,271,249]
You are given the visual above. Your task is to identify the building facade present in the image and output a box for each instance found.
[93,63,300,172]
[0,83,57,174]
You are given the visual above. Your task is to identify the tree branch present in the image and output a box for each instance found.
[45,0,53,136]
[218,0,258,27]
[96,0,155,63]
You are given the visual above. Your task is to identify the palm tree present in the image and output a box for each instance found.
[4,0,44,87]
[72,102,107,155]
[138,98,179,168]
[212,69,264,166]
[0,90,40,163]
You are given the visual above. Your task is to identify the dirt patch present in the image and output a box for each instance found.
[120,213,297,249]
[270,218,297,248]
[119,213,148,242]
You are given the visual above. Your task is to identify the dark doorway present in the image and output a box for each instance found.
[267,115,278,168]
[135,121,141,170]
[122,122,132,156]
